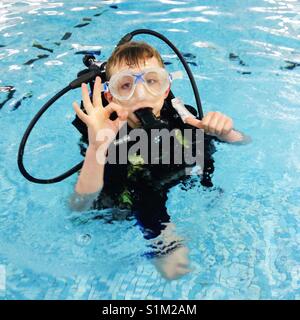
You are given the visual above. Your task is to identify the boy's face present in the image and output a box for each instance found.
[105,57,170,128]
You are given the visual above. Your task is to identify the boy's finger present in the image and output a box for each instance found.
[207,112,219,135]
[118,110,128,121]
[73,101,89,123]
[222,118,233,135]
[93,76,103,109]
[104,103,127,119]
[215,116,227,136]
[202,112,214,129]
[81,83,94,114]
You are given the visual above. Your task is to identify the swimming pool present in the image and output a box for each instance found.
[1,0,300,299]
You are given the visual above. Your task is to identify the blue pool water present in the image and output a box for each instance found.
[1,0,300,299]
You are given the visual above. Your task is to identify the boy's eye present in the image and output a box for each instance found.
[120,82,132,90]
[145,72,160,85]
[146,79,158,85]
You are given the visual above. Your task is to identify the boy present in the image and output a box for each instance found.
[70,41,246,280]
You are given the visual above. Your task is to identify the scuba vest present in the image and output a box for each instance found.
[71,98,217,211]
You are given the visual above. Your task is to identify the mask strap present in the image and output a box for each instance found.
[169,70,183,82]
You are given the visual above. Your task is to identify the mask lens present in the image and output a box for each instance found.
[114,75,134,99]
[144,69,169,96]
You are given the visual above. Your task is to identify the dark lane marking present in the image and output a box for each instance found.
[229,52,239,60]
[183,53,196,59]
[94,9,108,17]
[11,92,33,111]
[0,86,16,110]
[237,71,252,75]
[32,42,53,53]
[74,23,90,28]
[239,60,247,66]
[280,60,300,70]
[61,32,72,40]
[229,53,250,68]
[24,54,49,65]
[187,61,198,66]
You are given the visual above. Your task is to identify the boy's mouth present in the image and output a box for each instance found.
[131,106,154,124]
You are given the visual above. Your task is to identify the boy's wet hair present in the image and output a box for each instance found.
[106,41,164,79]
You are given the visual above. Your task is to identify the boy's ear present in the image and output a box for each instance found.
[104,91,113,103]
[164,86,171,98]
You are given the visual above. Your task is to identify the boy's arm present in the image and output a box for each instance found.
[173,103,250,144]
[183,111,251,144]
[68,146,105,211]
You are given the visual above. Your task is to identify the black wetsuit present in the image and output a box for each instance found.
[72,100,217,246]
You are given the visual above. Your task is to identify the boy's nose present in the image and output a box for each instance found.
[134,82,147,99]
